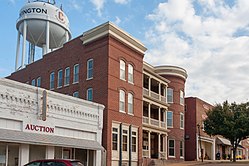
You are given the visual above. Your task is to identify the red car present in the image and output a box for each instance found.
[24,159,84,166]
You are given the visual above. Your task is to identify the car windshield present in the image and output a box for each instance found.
[70,161,84,166]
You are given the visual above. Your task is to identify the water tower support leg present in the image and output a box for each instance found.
[15,32,20,71]
[46,21,50,54]
[21,20,27,69]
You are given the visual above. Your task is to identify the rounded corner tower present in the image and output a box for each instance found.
[15,0,72,71]
[154,65,187,160]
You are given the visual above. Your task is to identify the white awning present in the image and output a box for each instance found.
[0,129,104,150]
[216,137,231,146]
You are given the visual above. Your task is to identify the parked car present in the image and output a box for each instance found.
[24,159,84,166]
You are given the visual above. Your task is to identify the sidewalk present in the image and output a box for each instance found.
[167,160,249,166]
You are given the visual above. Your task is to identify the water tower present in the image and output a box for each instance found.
[15,0,71,71]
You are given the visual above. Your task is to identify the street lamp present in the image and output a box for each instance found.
[197,123,203,162]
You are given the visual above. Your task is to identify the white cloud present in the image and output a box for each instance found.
[8,0,16,4]
[114,0,130,5]
[90,0,105,16]
[145,0,249,104]
[114,16,121,25]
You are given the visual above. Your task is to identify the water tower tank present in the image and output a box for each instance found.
[15,1,71,70]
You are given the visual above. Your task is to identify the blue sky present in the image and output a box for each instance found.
[1,0,249,104]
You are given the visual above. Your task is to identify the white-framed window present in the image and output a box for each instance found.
[112,127,118,151]
[36,77,41,87]
[73,64,79,83]
[180,141,184,158]
[122,129,128,151]
[167,88,173,103]
[31,79,35,86]
[167,111,173,128]
[73,91,79,98]
[64,67,70,86]
[119,90,125,113]
[128,64,133,83]
[180,113,184,129]
[87,59,93,79]
[168,139,175,157]
[128,93,133,114]
[180,90,184,105]
[57,69,63,88]
[132,131,137,152]
[50,72,55,90]
[120,60,125,80]
[87,88,93,101]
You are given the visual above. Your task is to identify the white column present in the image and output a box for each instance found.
[46,146,55,159]
[158,133,160,159]
[196,134,199,161]
[165,134,168,160]
[148,103,151,125]
[212,139,216,160]
[5,145,8,166]
[148,78,151,92]
[148,131,151,158]
[159,83,161,98]
[15,32,21,71]
[21,20,27,69]
[46,21,50,54]
[65,31,69,42]
[19,144,29,166]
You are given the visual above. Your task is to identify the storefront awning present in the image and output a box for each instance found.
[0,129,104,151]
[216,137,231,146]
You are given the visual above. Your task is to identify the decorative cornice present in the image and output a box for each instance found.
[154,65,188,81]
[80,22,147,55]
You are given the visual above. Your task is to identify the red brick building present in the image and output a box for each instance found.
[8,22,188,165]
[185,97,215,161]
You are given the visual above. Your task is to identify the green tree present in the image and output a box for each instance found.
[204,101,249,162]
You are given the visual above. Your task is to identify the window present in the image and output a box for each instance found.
[120,60,125,80]
[37,77,41,87]
[180,113,184,129]
[180,90,184,105]
[87,59,93,79]
[31,79,35,86]
[50,72,55,90]
[122,130,128,151]
[64,67,70,86]
[169,139,175,157]
[128,93,133,114]
[73,64,79,83]
[128,64,133,83]
[167,111,173,128]
[167,88,173,103]
[57,69,63,88]
[180,141,184,157]
[119,90,125,112]
[73,91,79,98]
[112,127,118,150]
[87,88,93,101]
[132,131,137,152]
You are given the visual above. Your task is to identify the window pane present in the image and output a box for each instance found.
[87,88,93,101]
[64,67,70,85]
[167,111,173,127]
[50,72,54,89]
[112,133,118,150]
[73,64,79,83]
[128,93,133,114]
[37,77,41,87]
[119,90,125,112]
[122,134,127,151]
[120,60,125,80]
[128,64,133,83]
[167,88,173,103]
[58,70,63,87]
[169,140,175,156]
[31,79,35,86]
[73,91,79,98]
[180,90,184,105]
[87,59,93,79]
